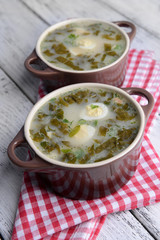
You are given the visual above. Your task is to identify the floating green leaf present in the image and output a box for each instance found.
[40,127,47,137]
[32,132,44,142]
[40,141,54,152]
[68,34,78,40]
[78,119,87,125]
[61,149,71,153]
[74,148,85,160]
[69,125,80,137]
[93,120,98,126]
[90,104,99,109]
[50,98,56,103]
[37,112,48,120]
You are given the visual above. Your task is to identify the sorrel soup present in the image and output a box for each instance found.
[40,21,126,71]
[30,88,139,164]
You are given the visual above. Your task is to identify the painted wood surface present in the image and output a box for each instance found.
[0,0,160,239]
[0,69,32,239]
[97,211,155,240]
[22,0,160,60]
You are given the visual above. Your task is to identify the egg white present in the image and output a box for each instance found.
[77,38,96,49]
[80,102,109,120]
[69,37,96,56]
[68,124,96,146]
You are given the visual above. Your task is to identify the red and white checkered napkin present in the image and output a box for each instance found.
[12,50,160,240]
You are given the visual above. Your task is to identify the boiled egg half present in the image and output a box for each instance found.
[69,37,96,56]
[80,102,108,120]
[68,124,96,146]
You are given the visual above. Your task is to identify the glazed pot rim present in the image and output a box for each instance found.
[36,18,130,74]
[24,83,145,169]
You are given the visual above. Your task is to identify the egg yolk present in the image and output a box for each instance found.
[77,38,96,49]
[69,38,96,56]
[86,105,103,117]
[80,103,109,121]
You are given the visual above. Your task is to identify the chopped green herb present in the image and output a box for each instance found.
[108,126,117,137]
[93,30,100,35]
[88,144,94,155]
[104,100,110,105]
[50,98,56,103]
[118,128,134,140]
[49,103,56,111]
[37,112,48,120]
[43,50,54,56]
[55,32,63,35]
[40,127,47,137]
[82,32,90,35]
[93,120,98,126]
[50,118,60,126]
[61,149,71,153]
[90,104,99,109]
[78,119,87,125]
[63,119,71,123]
[104,43,112,51]
[63,152,76,163]
[107,51,118,56]
[115,108,136,121]
[56,56,83,70]
[32,132,44,142]
[64,34,79,46]
[102,34,114,40]
[113,44,122,50]
[99,90,107,97]
[74,148,85,160]
[101,53,107,62]
[55,109,64,119]
[116,34,122,40]
[99,126,108,136]
[68,33,78,39]
[52,43,69,54]
[94,139,101,144]
[40,141,54,152]
[62,141,71,147]
[69,125,80,137]
[58,97,69,107]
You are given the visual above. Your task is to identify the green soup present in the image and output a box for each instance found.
[40,21,126,71]
[30,88,139,164]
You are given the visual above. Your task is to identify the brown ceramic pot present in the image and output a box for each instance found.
[8,83,154,200]
[24,19,136,91]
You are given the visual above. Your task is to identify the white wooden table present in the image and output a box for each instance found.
[0,1,160,239]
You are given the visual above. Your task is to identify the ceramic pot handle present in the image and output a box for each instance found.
[24,49,62,79]
[122,87,154,120]
[113,21,136,42]
[7,127,52,171]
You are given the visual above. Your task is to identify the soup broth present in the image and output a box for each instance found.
[30,88,140,164]
[40,21,126,71]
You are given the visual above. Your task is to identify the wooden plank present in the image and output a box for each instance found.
[22,0,160,60]
[132,203,160,240]
[98,0,160,39]
[97,211,154,240]
[0,68,33,240]
[0,0,49,103]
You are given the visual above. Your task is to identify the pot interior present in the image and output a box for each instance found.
[36,18,130,74]
[24,83,145,169]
